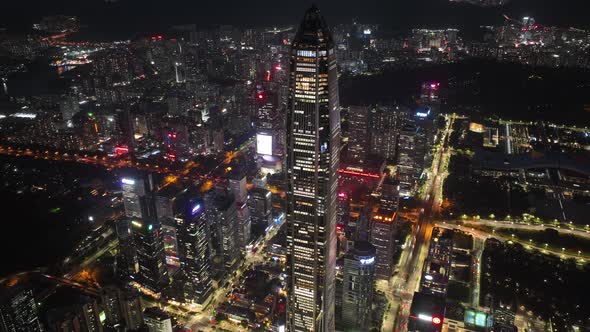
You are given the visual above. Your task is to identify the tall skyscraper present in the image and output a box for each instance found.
[229,171,252,249]
[248,187,273,227]
[371,209,397,280]
[341,241,376,331]
[204,189,240,272]
[347,105,370,164]
[132,220,169,294]
[121,173,155,219]
[177,199,213,305]
[100,286,143,330]
[370,106,408,162]
[286,5,340,332]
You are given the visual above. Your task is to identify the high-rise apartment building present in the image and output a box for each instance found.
[347,105,370,163]
[370,106,408,162]
[286,5,340,332]
[0,283,42,332]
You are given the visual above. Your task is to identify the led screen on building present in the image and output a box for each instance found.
[257,133,273,156]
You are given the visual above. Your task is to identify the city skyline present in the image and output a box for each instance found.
[0,1,589,332]
[2,0,590,39]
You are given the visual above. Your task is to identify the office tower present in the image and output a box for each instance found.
[115,219,139,279]
[286,5,340,332]
[0,283,42,332]
[341,241,376,331]
[204,189,240,272]
[420,82,440,104]
[155,187,181,267]
[369,106,406,161]
[347,105,370,163]
[177,200,213,305]
[420,228,453,296]
[100,286,143,330]
[380,176,400,211]
[248,187,273,227]
[121,173,156,219]
[120,289,143,330]
[143,307,173,332]
[60,94,79,127]
[101,286,123,329]
[132,220,169,294]
[370,209,397,280]
[229,172,251,248]
[397,123,420,197]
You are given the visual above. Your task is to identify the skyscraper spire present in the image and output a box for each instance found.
[286,5,340,332]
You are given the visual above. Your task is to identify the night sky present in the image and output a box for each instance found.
[2,0,590,39]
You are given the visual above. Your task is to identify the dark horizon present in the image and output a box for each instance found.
[2,0,590,40]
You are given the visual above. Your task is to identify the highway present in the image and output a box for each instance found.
[457,219,590,239]
[382,114,454,332]
[436,222,589,261]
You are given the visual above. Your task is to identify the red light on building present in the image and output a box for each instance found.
[257,93,264,100]
[432,317,442,325]
[115,146,129,156]
[275,65,282,71]
[337,192,347,198]
[338,169,381,179]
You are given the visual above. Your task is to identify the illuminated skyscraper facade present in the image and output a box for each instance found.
[177,200,212,304]
[286,6,340,332]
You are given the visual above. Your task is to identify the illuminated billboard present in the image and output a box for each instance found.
[360,257,375,265]
[257,133,273,156]
[464,310,487,327]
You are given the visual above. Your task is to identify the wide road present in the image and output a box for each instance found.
[457,219,590,239]
[0,136,255,180]
[437,222,590,261]
[385,115,454,332]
